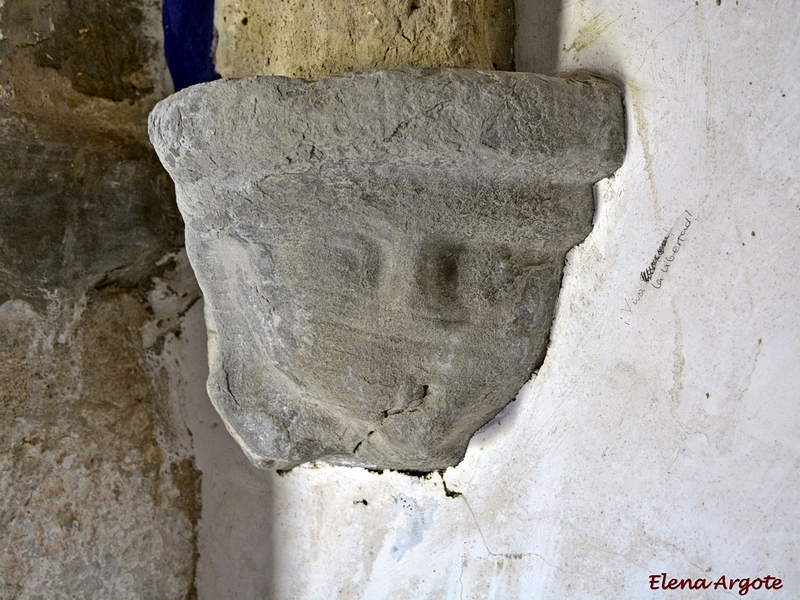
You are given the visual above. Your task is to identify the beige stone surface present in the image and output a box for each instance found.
[214,0,514,80]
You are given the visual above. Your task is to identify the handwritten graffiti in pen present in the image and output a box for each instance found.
[621,210,693,326]
[641,234,669,283]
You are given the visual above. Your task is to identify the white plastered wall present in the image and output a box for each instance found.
[175,0,800,597]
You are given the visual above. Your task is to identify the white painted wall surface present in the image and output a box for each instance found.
[182,0,800,597]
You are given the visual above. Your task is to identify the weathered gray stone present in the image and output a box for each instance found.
[149,68,625,471]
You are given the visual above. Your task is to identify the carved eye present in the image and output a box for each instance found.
[298,233,383,295]
[327,245,365,281]
[476,247,518,302]
[419,243,460,302]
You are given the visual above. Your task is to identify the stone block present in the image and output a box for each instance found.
[0,291,199,599]
[214,0,514,80]
[149,68,625,471]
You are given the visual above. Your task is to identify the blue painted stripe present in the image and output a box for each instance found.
[163,0,220,91]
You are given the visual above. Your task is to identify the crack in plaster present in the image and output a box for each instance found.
[664,541,709,575]
[632,4,696,78]
[583,541,650,573]
[460,494,563,572]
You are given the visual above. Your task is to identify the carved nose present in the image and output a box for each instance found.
[414,239,467,323]
[380,237,467,324]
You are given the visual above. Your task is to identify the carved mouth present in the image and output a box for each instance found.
[381,381,431,418]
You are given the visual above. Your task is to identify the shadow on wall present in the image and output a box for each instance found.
[516,0,563,75]
[176,303,276,599]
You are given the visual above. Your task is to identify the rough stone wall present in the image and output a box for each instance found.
[0,0,201,597]
[214,0,515,80]
[0,0,180,304]
[0,290,200,599]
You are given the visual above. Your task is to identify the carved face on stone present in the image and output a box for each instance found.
[149,69,625,471]
[194,174,571,470]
